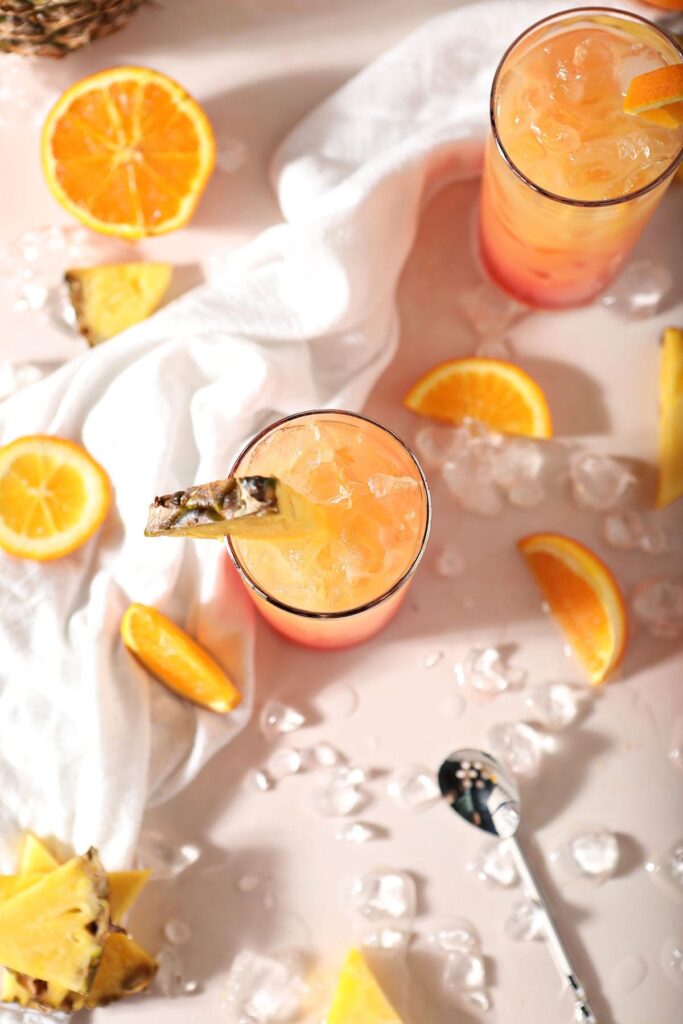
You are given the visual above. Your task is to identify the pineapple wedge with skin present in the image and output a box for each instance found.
[0,869,151,923]
[0,850,109,993]
[65,262,172,346]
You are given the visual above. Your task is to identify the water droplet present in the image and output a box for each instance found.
[436,546,466,578]
[660,937,683,989]
[569,453,633,510]
[601,259,672,319]
[136,831,200,880]
[503,900,545,942]
[668,719,683,772]
[259,701,305,740]
[607,954,648,994]
[336,821,380,844]
[247,768,274,793]
[467,840,519,888]
[645,838,683,897]
[164,918,191,946]
[525,683,581,730]
[632,579,683,639]
[184,979,200,994]
[487,722,542,776]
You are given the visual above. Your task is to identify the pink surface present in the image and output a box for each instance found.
[1,2,682,1023]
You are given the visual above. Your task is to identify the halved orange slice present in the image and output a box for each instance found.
[657,327,683,508]
[624,64,683,129]
[520,532,626,684]
[121,603,241,713]
[42,67,215,240]
[404,358,552,438]
[0,435,111,561]
[518,533,627,684]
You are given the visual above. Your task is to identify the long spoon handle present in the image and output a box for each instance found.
[508,835,597,1024]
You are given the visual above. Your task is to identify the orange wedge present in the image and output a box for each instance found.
[518,533,627,684]
[42,67,215,240]
[657,327,683,508]
[404,358,552,438]
[0,435,111,561]
[624,64,683,129]
[121,603,241,713]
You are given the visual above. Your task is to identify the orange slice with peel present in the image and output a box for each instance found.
[518,533,627,684]
[121,603,241,713]
[624,64,683,129]
[42,67,215,240]
[0,435,110,561]
[657,327,683,508]
[404,358,552,438]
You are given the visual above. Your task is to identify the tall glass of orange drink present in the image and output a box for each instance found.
[480,8,683,309]
[226,411,431,649]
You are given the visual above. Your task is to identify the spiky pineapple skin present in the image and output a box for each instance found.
[0,0,145,58]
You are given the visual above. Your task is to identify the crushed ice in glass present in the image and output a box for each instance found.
[504,900,545,942]
[436,545,466,578]
[343,868,416,922]
[442,951,486,991]
[155,945,185,997]
[569,829,619,881]
[259,701,305,740]
[601,259,673,319]
[136,831,200,880]
[659,939,683,990]
[604,510,667,554]
[426,918,481,955]
[368,473,418,499]
[468,839,519,888]
[215,136,250,174]
[456,646,527,697]
[265,747,303,781]
[164,918,191,946]
[632,579,683,639]
[386,765,441,812]
[223,950,306,1022]
[336,822,379,844]
[525,683,580,730]
[569,453,633,510]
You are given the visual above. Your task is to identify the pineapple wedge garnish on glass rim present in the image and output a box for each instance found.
[145,474,323,541]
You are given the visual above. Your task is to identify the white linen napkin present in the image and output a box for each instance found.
[0,0,643,875]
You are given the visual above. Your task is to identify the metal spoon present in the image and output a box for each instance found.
[438,748,597,1024]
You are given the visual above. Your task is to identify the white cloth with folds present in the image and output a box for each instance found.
[0,0,641,872]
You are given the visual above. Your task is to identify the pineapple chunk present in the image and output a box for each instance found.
[0,850,109,993]
[85,932,158,1008]
[0,872,43,901]
[65,262,172,346]
[108,869,151,922]
[19,833,59,873]
[327,949,405,1024]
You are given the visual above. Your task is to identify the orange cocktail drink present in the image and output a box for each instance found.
[227,411,431,649]
[480,8,683,309]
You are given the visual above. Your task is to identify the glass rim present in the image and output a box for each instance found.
[489,5,683,209]
[225,408,432,621]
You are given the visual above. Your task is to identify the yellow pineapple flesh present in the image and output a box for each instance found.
[85,932,158,1008]
[0,850,109,993]
[65,262,173,346]
[19,833,59,873]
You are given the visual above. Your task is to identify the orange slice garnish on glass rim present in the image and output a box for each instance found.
[41,66,215,240]
[0,435,111,561]
[518,532,627,684]
[121,603,242,713]
[404,358,552,438]
[624,64,683,129]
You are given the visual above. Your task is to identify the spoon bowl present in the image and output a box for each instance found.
[438,748,520,838]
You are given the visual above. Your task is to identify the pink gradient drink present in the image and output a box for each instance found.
[227,411,430,649]
[480,8,683,309]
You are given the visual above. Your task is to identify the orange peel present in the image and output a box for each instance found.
[624,64,683,128]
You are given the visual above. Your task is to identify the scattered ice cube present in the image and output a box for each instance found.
[237,874,262,893]
[361,926,409,953]
[436,545,466,579]
[458,281,526,339]
[155,945,185,997]
[669,718,683,773]
[645,839,683,897]
[525,683,580,730]
[489,723,542,776]
[443,951,486,991]
[307,769,364,817]
[136,831,200,880]
[184,979,200,994]
[504,900,545,942]
[601,259,673,319]
[426,918,481,955]
[493,439,543,488]
[223,950,306,1022]
[333,765,367,786]
[603,511,667,554]
[164,918,191,946]
[569,453,633,510]
[314,682,358,719]
[475,336,515,360]
[215,136,250,174]
[467,839,519,888]
[632,579,683,639]
[462,989,491,1011]
[422,649,445,669]
[386,766,440,812]
[0,56,58,128]
[508,479,546,507]
[660,938,683,989]
[456,646,527,697]
[16,281,48,312]
[569,829,619,881]
[259,701,305,740]
[336,822,380,844]
[343,868,416,922]
[414,424,468,468]
[265,747,303,780]
[248,769,274,793]
[0,362,44,401]
[443,448,503,516]
[309,741,343,767]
